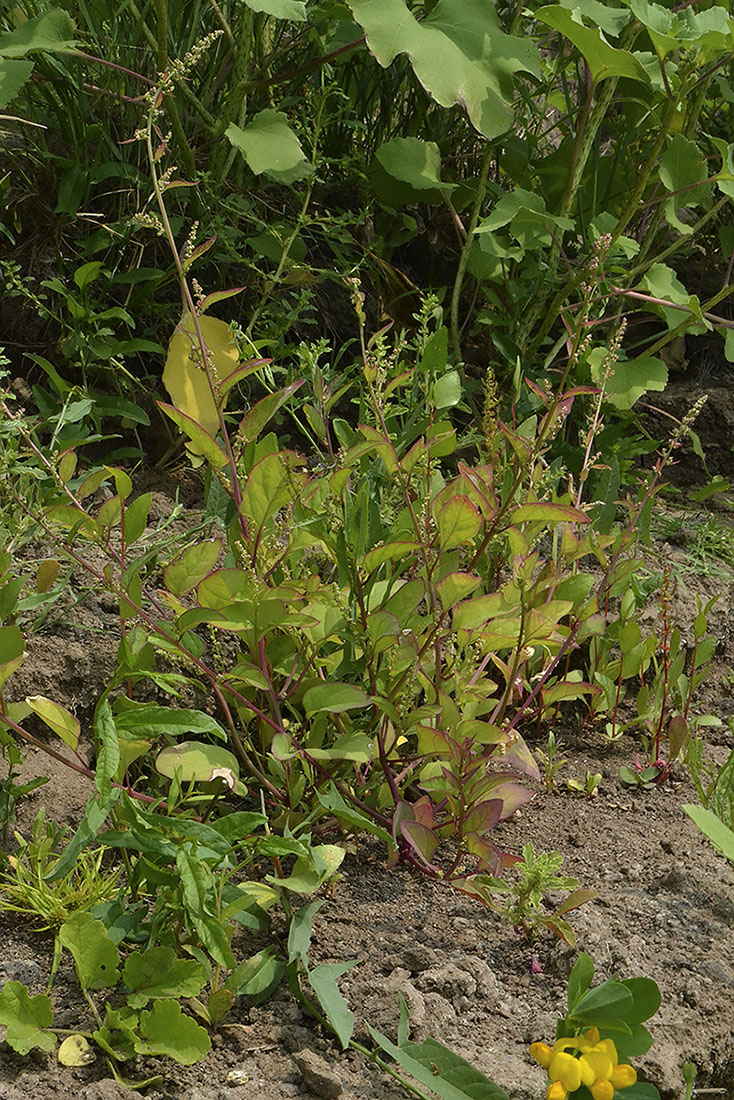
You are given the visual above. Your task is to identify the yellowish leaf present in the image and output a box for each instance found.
[162,313,239,452]
[58,1034,96,1066]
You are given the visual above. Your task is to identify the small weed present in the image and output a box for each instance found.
[0,811,121,929]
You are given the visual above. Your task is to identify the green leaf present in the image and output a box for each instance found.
[25,695,79,751]
[240,451,305,531]
[437,495,482,549]
[114,705,226,741]
[304,682,372,713]
[287,898,325,966]
[268,843,346,894]
[176,848,236,968]
[363,541,421,572]
[0,982,55,1055]
[433,370,462,409]
[45,790,119,882]
[0,9,76,57]
[659,134,707,193]
[158,402,229,469]
[307,962,356,1049]
[567,952,595,1011]
[123,947,207,1008]
[348,0,539,140]
[123,493,152,546]
[241,0,306,16]
[0,624,25,687]
[535,6,647,83]
[571,979,634,1024]
[683,804,734,862]
[589,349,668,410]
[59,912,121,990]
[225,950,285,999]
[307,733,372,763]
[94,699,120,795]
[509,502,589,525]
[436,573,482,611]
[376,137,453,191]
[367,1027,508,1099]
[239,381,304,442]
[164,538,222,596]
[135,999,211,1065]
[155,741,241,791]
[226,111,312,183]
[0,58,33,109]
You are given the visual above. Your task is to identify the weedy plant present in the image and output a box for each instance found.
[530,952,661,1100]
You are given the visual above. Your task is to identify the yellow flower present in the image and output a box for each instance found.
[529,1031,637,1100]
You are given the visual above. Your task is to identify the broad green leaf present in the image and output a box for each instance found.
[59,912,121,990]
[432,369,462,409]
[225,950,285,999]
[0,982,55,1055]
[308,733,372,762]
[161,311,238,455]
[58,1034,95,1066]
[226,111,312,183]
[683,804,734,862]
[363,541,421,572]
[240,451,306,531]
[0,58,33,109]
[242,0,306,20]
[114,705,226,741]
[659,134,707,194]
[25,695,79,751]
[348,0,539,139]
[308,962,356,1048]
[452,591,512,631]
[620,977,662,1025]
[164,539,222,595]
[304,682,372,713]
[536,6,647,83]
[591,352,667,410]
[639,263,704,330]
[437,495,482,549]
[267,844,345,893]
[571,979,634,1023]
[158,402,229,469]
[123,947,207,1008]
[0,624,25,686]
[509,502,589,525]
[436,572,482,611]
[0,9,76,56]
[376,137,453,191]
[135,999,211,1065]
[239,380,304,442]
[367,1027,508,1099]
[156,742,240,790]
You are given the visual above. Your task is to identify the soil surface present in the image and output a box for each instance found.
[1,392,734,1100]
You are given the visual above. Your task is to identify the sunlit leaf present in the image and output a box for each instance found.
[226,110,312,183]
[25,695,79,751]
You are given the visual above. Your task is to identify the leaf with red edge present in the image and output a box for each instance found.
[400,820,439,871]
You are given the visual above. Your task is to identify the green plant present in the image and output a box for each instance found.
[684,736,734,832]
[536,730,569,793]
[467,844,595,946]
[0,811,121,928]
[530,952,661,1100]
[683,803,734,865]
[566,771,602,799]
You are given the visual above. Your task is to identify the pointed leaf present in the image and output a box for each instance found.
[239,380,304,443]
[438,495,482,549]
[25,695,79,751]
[304,682,372,713]
[307,962,356,1049]
[164,538,222,596]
